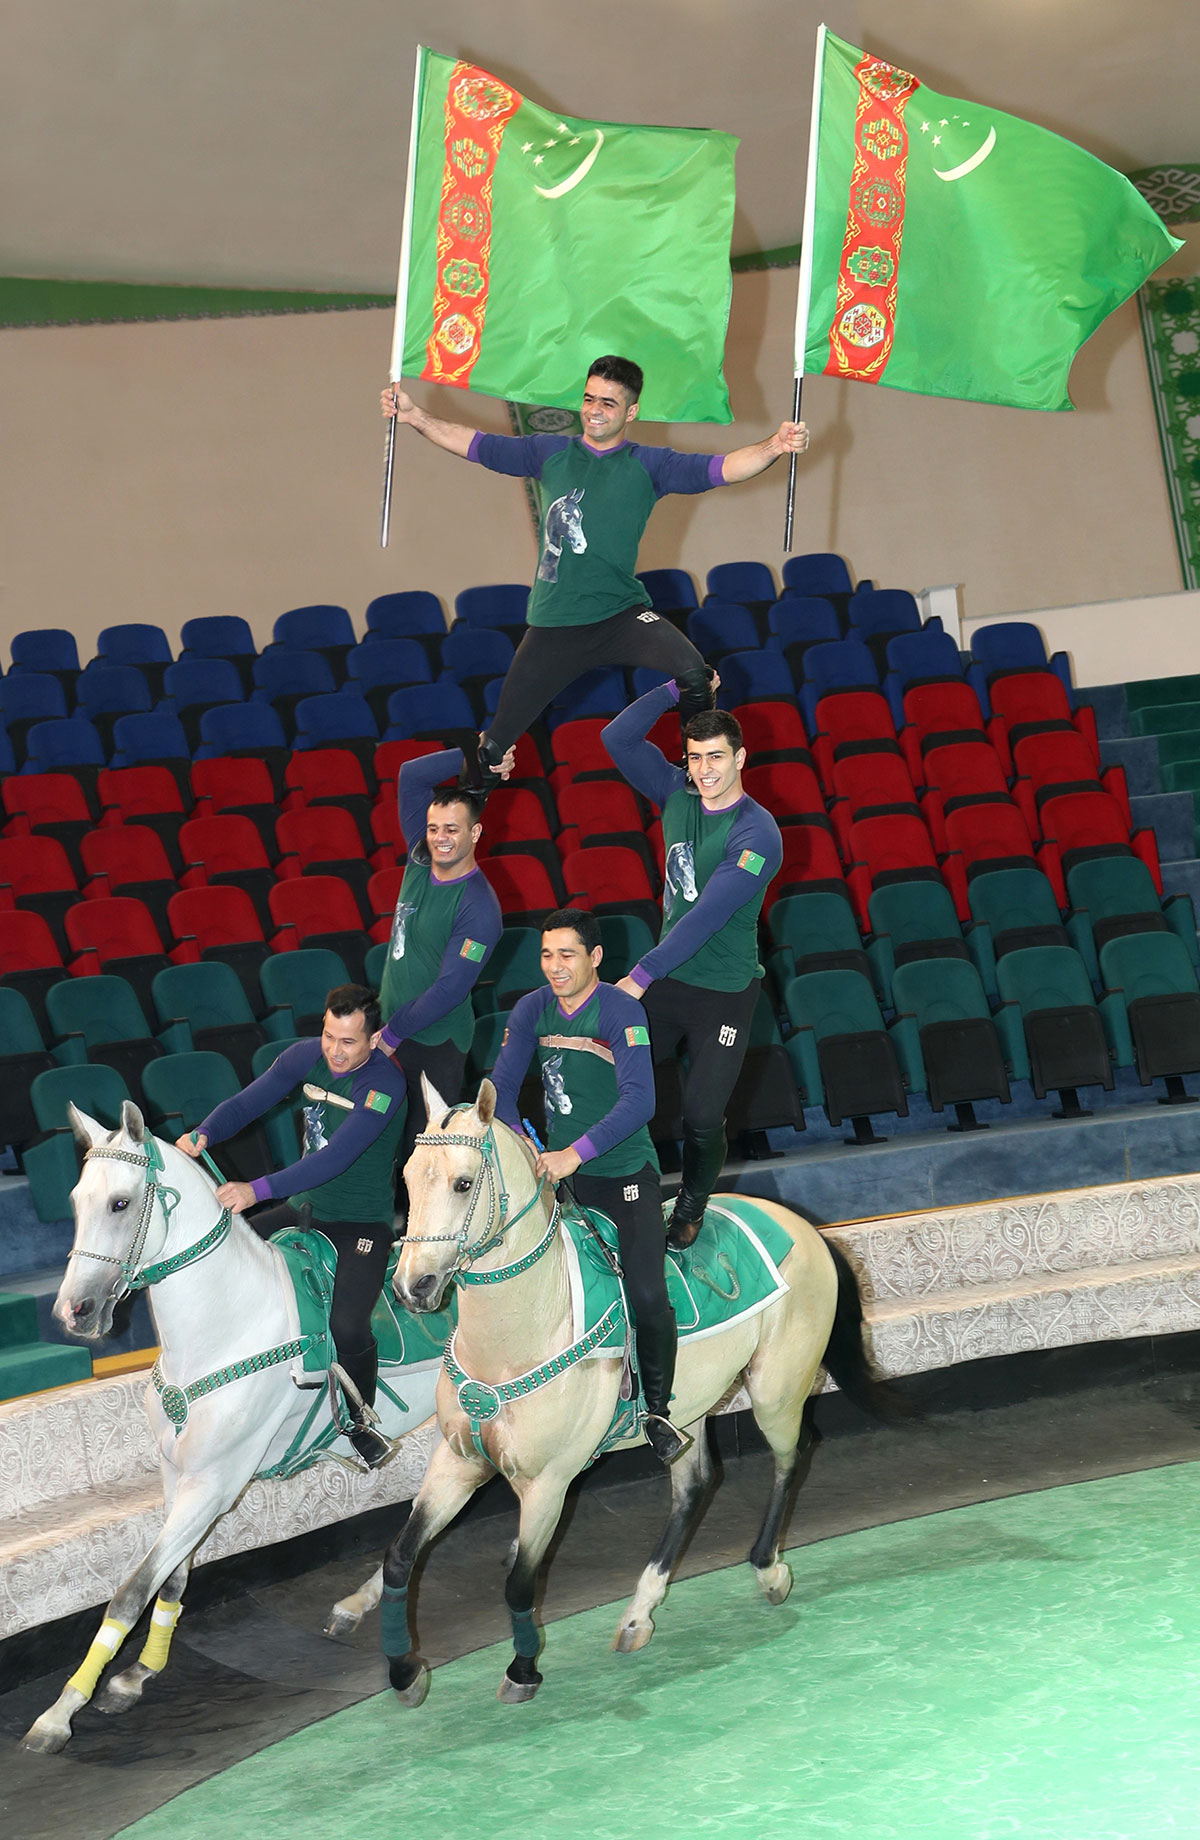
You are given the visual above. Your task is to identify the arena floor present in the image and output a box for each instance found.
[5,1347,1200,1840]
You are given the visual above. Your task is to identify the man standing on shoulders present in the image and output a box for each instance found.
[602,683,782,1250]
[382,356,809,787]
[490,907,690,1465]
[376,747,507,1206]
[176,985,407,1468]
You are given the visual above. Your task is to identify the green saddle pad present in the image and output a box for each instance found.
[562,1193,793,1354]
[270,1228,455,1375]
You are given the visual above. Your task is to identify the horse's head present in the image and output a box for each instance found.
[394,1074,536,1313]
[51,1101,156,1339]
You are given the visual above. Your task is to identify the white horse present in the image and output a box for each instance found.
[327,1077,896,1705]
[23,1100,439,1755]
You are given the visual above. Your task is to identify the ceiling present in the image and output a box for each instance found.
[5,0,1200,292]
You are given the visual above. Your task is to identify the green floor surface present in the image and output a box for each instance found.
[116,1462,1200,1840]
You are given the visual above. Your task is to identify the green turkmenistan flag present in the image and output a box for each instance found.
[390,48,737,422]
[796,27,1183,411]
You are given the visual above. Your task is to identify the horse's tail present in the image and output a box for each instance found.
[819,1237,915,1423]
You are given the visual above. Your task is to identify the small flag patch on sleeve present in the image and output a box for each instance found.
[625,1025,651,1047]
[364,1090,393,1114]
[460,938,486,961]
[737,849,765,875]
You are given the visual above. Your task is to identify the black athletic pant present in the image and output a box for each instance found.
[482,605,706,754]
[250,1201,391,1406]
[572,1162,669,1324]
[642,976,762,1133]
[392,1036,467,1219]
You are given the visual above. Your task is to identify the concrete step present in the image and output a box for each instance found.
[0,1292,37,1349]
[0,1341,91,1403]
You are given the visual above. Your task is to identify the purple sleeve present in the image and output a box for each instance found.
[569,987,655,1164]
[380,874,503,1049]
[397,747,464,850]
[198,1040,322,1147]
[601,682,686,811]
[636,445,727,498]
[489,993,540,1136]
[252,1058,407,1204]
[634,804,783,987]
[467,432,569,477]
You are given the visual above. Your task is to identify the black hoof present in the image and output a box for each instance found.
[389,1652,428,1695]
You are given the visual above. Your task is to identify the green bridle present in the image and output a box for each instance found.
[72,1136,231,1296]
[405,1108,558,1286]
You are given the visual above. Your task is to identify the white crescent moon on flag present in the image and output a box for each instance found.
[534,128,604,198]
[934,125,996,182]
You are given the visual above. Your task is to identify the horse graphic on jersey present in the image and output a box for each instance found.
[664,841,699,920]
[537,488,586,583]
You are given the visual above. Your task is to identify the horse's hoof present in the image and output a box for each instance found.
[757,1561,793,1606]
[390,1659,430,1707]
[613,1617,654,1654]
[323,1606,361,1640]
[497,1672,541,1703]
[22,1716,71,1754]
[95,1678,143,1716]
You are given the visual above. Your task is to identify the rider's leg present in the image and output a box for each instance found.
[474,625,606,790]
[574,1163,692,1464]
[243,1201,301,1241]
[325,1220,395,1467]
[651,978,762,1248]
[593,608,715,755]
[392,1039,467,1226]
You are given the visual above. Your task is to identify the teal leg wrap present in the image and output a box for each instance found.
[380,1583,411,1658]
[511,1608,541,1659]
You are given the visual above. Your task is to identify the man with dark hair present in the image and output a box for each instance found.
[602,683,782,1248]
[490,907,690,1464]
[175,984,408,1467]
[376,747,506,1203]
[382,356,809,788]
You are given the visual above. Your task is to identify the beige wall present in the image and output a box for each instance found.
[1,232,1196,667]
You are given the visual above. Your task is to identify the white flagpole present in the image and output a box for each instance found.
[784,21,827,552]
[381,45,427,548]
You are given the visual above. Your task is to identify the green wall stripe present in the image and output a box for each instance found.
[0,277,393,330]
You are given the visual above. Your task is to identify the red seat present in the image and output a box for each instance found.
[268,875,366,952]
[370,798,406,864]
[367,866,405,943]
[810,690,896,792]
[827,753,917,857]
[81,825,174,894]
[373,738,444,789]
[941,801,1065,905]
[190,754,277,814]
[1010,729,1130,833]
[275,806,368,872]
[485,787,557,845]
[178,814,273,885]
[2,772,92,833]
[561,846,660,932]
[480,855,560,921]
[743,761,826,828]
[645,708,680,763]
[0,835,76,900]
[987,674,1099,766]
[919,738,1012,851]
[168,886,265,960]
[733,701,809,762]
[847,811,967,926]
[765,818,846,915]
[550,718,613,774]
[99,765,186,821]
[66,896,166,975]
[0,908,61,973]
[1038,789,1161,894]
[283,747,371,806]
[899,681,1011,782]
[556,781,644,843]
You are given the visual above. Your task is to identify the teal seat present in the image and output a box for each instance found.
[1098,932,1200,1098]
[142,1050,274,1185]
[767,889,871,993]
[0,987,56,1153]
[25,1064,133,1222]
[1066,856,1198,983]
[364,940,386,988]
[258,948,350,1039]
[596,913,657,979]
[993,945,1123,1114]
[44,975,164,1107]
[151,961,266,1082]
[468,1009,511,1080]
[784,968,907,1140]
[250,1036,304,1166]
[472,927,542,1016]
[966,866,1066,994]
[889,958,1010,1126]
[865,880,975,1006]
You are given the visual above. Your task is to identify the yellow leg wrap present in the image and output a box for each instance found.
[137,1598,183,1672]
[66,1617,131,1698]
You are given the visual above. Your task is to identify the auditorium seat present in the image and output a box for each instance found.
[45,975,165,1108]
[249,1037,304,1164]
[1038,788,1162,893]
[109,712,192,795]
[743,760,826,829]
[0,988,56,1156]
[1,674,69,769]
[179,615,258,694]
[687,602,760,660]
[97,623,174,699]
[919,736,1013,851]
[149,961,266,1083]
[258,947,350,1039]
[1064,855,1198,983]
[438,627,515,718]
[636,568,699,615]
[781,553,853,614]
[561,845,659,934]
[715,650,794,707]
[98,764,189,871]
[168,884,272,1010]
[25,1065,132,1222]
[733,700,810,764]
[163,658,245,750]
[706,561,777,612]
[549,668,627,725]
[595,913,657,980]
[768,819,847,913]
[767,598,842,684]
[767,887,871,989]
[196,703,289,796]
[76,665,153,754]
[454,583,530,646]
[1098,931,1200,1102]
[798,638,878,732]
[178,814,275,930]
[0,909,64,1037]
[864,879,975,1007]
[480,855,561,925]
[80,825,176,940]
[783,966,908,1143]
[366,590,448,659]
[987,672,1099,764]
[384,682,475,753]
[275,807,373,923]
[65,896,171,1016]
[882,627,968,726]
[888,957,1011,1129]
[965,866,1067,992]
[140,1052,271,1184]
[282,748,374,850]
[471,925,543,1015]
[828,752,919,858]
[268,875,369,983]
[0,834,77,956]
[252,648,337,739]
[24,719,101,814]
[10,629,81,700]
[993,944,1118,1117]
[272,604,356,681]
[847,810,966,927]
[809,689,896,791]
[898,679,1011,783]
[942,802,1059,906]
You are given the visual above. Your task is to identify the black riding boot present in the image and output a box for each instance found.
[675,666,718,760]
[667,1123,728,1250]
[460,734,506,801]
[337,1341,393,1469]
[636,1307,692,1464]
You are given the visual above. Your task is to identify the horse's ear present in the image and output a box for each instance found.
[420,1073,448,1126]
[68,1104,104,1150]
[476,1078,496,1126]
[120,1100,146,1145]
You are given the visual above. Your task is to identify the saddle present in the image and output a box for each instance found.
[269,1227,456,1379]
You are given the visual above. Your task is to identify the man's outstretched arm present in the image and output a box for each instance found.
[381,385,477,458]
[720,419,810,484]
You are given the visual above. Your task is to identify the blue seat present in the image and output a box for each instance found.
[76,666,154,752]
[365,590,447,644]
[767,598,842,684]
[293,690,379,760]
[251,648,336,739]
[631,668,673,698]
[969,621,1073,701]
[440,626,514,684]
[384,681,476,742]
[705,561,777,607]
[716,651,795,707]
[687,602,760,660]
[180,616,258,693]
[163,658,245,748]
[1,674,68,765]
[272,605,356,678]
[110,709,191,770]
[97,623,174,698]
[882,628,966,726]
[781,553,853,600]
[196,701,288,765]
[798,638,879,731]
[24,716,106,777]
[0,727,14,776]
[454,584,530,634]
[10,629,80,687]
[548,669,627,726]
[849,587,922,639]
[347,639,433,728]
[637,568,698,613]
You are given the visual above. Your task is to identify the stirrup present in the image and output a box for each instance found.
[643,1414,693,1465]
[348,1418,394,1469]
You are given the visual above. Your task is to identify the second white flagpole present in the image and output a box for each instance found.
[784,21,827,552]
[381,45,427,548]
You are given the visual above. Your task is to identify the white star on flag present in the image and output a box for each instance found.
[920,121,929,133]
[522,142,533,153]
[533,154,544,165]
[932,135,941,146]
